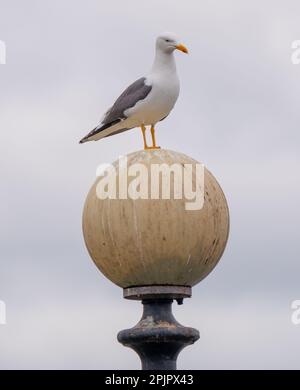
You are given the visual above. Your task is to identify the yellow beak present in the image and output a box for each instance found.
[176,43,188,54]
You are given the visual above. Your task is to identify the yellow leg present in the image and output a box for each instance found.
[141,125,148,149]
[149,125,160,149]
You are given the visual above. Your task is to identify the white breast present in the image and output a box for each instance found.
[125,73,180,127]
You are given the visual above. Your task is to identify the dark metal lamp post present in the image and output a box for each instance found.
[118,286,199,370]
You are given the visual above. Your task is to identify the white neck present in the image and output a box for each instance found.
[151,49,177,74]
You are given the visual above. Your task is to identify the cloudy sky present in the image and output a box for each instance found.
[0,0,300,369]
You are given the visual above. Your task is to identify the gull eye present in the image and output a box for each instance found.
[165,39,171,42]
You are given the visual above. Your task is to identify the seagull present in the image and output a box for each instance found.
[79,32,188,149]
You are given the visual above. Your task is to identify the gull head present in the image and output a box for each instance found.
[156,32,188,54]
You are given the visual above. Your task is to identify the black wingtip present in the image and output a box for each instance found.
[79,120,121,145]
[79,137,87,144]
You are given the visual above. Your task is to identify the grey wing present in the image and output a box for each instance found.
[102,77,152,125]
[79,77,152,143]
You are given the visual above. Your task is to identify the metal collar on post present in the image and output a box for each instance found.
[117,286,200,370]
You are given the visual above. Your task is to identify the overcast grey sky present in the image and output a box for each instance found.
[0,0,300,369]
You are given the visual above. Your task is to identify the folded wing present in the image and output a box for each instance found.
[80,77,152,143]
